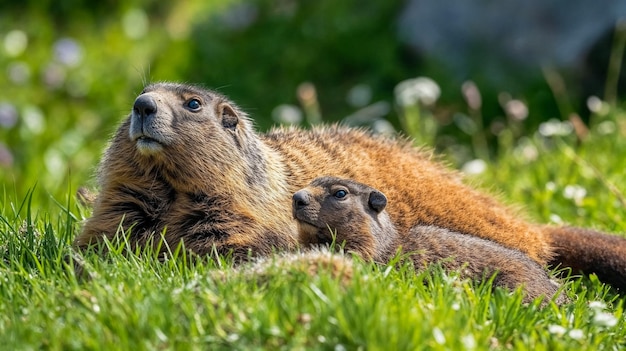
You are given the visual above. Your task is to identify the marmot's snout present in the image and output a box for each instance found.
[130,94,159,140]
[292,190,312,213]
[134,94,158,119]
[129,93,170,154]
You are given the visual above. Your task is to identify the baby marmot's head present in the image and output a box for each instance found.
[292,176,394,260]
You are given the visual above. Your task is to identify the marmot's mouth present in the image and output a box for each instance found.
[296,220,334,245]
[293,212,320,229]
[137,135,161,144]
[295,219,321,231]
[135,136,164,154]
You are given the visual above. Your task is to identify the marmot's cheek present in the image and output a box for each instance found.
[296,222,321,243]
[293,208,318,224]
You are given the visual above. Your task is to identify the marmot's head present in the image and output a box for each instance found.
[101,83,263,193]
[128,83,241,156]
[81,83,296,258]
[292,176,392,259]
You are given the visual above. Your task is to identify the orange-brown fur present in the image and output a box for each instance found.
[293,176,564,304]
[75,83,626,290]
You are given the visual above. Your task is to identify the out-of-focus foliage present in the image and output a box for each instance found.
[0,0,624,209]
[183,0,410,129]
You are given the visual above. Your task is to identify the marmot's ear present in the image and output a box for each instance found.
[219,103,239,130]
[368,191,387,213]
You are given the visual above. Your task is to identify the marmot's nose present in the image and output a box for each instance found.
[133,94,157,118]
[292,190,311,210]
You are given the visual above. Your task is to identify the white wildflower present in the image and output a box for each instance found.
[568,329,584,340]
[593,312,618,328]
[372,119,396,136]
[588,301,607,310]
[432,327,446,345]
[597,121,615,135]
[395,77,441,107]
[505,99,528,121]
[514,138,538,162]
[549,214,563,224]
[4,30,28,57]
[586,96,606,114]
[461,334,476,350]
[123,9,149,39]
[538,119,573,137]
[44,148,65,180]
[462,159,487,175]
[548,324,566,336]
[272,104,303,125]
[269,325,281,336]
[226,333,240,342]
[22,105,45,135]
[563,185,586,204]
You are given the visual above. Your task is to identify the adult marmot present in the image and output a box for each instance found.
[75,83,626,290]
[292,176,564,303]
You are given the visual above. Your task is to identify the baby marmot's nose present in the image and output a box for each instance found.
[292,190,312,210]
[133,94,158,118]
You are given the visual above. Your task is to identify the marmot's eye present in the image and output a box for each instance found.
[333,189,347,199]
[185,98,202,111]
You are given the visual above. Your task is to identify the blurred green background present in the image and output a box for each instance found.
[1,0,625,209]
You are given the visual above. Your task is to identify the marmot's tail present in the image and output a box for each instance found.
[546,226,626,290]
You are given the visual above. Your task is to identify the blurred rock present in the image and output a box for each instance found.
[398,0,626,79]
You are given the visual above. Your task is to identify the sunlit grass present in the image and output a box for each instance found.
[2,106,626,350]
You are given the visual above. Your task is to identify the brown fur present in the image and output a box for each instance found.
[293,176,564,303]
[548,226,626,288]
[75,82,626,290]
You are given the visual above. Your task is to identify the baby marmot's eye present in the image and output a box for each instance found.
[185,98,202,111]
[333,189,347,199]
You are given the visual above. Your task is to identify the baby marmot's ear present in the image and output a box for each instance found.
[368,191,387,213]
[219,103,239,130]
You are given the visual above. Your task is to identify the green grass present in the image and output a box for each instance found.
[2,109,626,350]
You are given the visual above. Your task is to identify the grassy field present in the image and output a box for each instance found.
[2,107,626,350]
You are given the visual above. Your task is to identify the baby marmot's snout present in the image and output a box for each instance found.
[292,189,319,224]
[292,189,312,213]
